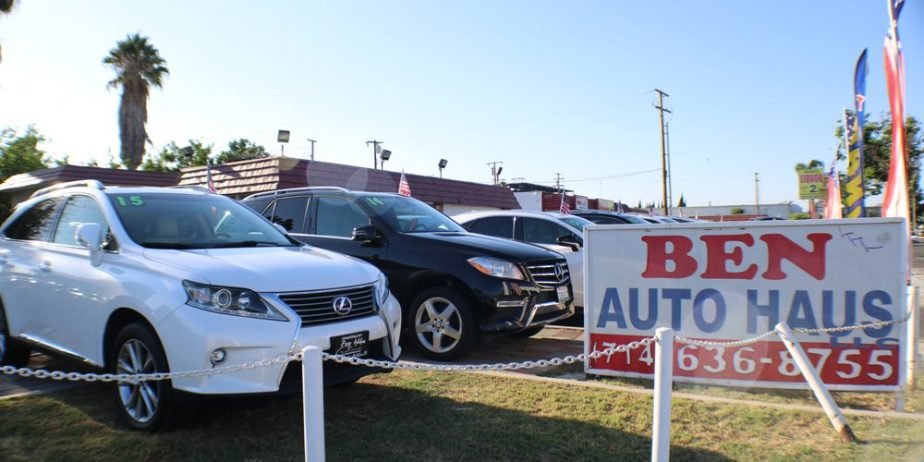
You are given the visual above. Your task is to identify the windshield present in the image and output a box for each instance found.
[557,215,594,231]
[108,193,296,249]
[358,195,465,233]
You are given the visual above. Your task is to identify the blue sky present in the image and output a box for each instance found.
[0,1,921,209]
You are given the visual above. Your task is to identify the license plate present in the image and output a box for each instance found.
[556,285,570,303]
[330,331,369,357]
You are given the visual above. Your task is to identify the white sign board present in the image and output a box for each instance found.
[584,219,908,391]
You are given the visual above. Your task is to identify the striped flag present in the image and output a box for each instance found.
[206,160,217,193]
[398,171,411,197]
[881,9,908,223]
[559,193,570,214]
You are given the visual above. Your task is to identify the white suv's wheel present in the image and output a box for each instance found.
[110,323,174,432]
[409,288,478,360]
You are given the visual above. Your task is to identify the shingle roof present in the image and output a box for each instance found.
[179,157,520,209]
[0,165,179,193]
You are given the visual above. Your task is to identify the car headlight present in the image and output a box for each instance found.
[374,272,389,308]
[183,280,287,321]
[467,257,526,280]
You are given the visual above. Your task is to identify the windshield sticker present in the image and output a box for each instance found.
[114,196,145,207]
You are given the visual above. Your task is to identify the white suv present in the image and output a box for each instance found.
[0,181,401,431]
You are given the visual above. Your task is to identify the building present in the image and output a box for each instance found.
[0,165,179,205]
[178,157,519,215]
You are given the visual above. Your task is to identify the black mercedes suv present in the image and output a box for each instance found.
[242,187,574,360]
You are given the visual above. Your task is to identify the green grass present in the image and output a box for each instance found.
[1,370,923,462]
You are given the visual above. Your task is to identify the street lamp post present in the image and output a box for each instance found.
[438,159,448,178]
[277,130,290,157]
[379,149,392,170]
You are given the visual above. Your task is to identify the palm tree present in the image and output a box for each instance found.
[0,0,16,63]
[103,34,169,170]
[795,159,824,218]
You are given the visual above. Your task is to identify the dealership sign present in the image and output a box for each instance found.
[584,219,908,391]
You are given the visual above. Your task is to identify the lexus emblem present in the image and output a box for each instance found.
[332,296,353,315]
[554,263,566,282]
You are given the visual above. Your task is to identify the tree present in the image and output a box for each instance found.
[141,140,212,172]
[216,138,268,164]
[730,207,745,215]
[0,127,49,218]
[835,115,922,222]
[103,34,169,170]
[677,193,686,207]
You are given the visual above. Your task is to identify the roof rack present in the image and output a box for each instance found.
[30,180,105,199]
[244,186,351,200]
[169,185,213,193]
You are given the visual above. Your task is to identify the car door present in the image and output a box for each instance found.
[302,195,387,265]
[37,194,111,360]
[0,197,64,342]
[518,217,585,307]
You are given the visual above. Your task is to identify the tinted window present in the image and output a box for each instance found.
[268,197,309,232]
[52,195,108,247]
[315,196,370,237]
[467,216,514,238]
[522,217,571,245]
[3,198,62,241]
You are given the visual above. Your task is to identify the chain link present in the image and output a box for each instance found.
[0,309,913,381]
[1,337,657,381]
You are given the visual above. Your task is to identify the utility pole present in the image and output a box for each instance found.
[487,161,503,185]
[366,140,383,169]
[306,138,316,161]
[554,172,564,191]
[654,89,672,216]
[754,172,760,215]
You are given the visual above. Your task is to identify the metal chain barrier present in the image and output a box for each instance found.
[0,337,656,383]
[0,309,912,382]
[676,307,913,347]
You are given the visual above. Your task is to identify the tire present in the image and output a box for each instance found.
[504,325,545,339]
[408,287,478,360]
[109,323,175,432]
[0,306,31,368]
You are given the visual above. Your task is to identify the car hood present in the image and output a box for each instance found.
[143,246,380,292]
[409,232,563,260]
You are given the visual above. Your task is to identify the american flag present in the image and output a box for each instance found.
[206,160,217,193]
[398,171,412,197]
[559,193,570,214]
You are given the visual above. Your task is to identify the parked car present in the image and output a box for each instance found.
[0,181,402,431]
[571,210,648,225]
[452,210,593,310]
[241,187,574,360]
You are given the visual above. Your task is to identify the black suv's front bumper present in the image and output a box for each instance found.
[476,279,575,332]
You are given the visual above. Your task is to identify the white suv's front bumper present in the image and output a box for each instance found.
[156,293,402,395]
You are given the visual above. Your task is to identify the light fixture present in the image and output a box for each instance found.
[438,159,448,178]
[277,130,290,156]
[380,149,392,169]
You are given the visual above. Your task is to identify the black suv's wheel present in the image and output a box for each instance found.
[0,306,31,367]
[408,287,478,360]
[110,323,175,432]
[504,325,545,339]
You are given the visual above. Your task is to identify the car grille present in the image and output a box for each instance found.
[278,284,377,326]
[525,259,570,288]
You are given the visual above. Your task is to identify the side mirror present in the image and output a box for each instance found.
[75,223,102,250]
[75,223,104,266]
[352,224,380,242]
[557,234,581,252]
